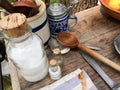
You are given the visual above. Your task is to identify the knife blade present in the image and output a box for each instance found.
[81,51,118,90]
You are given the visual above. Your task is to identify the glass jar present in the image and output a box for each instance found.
[6,28,49,82]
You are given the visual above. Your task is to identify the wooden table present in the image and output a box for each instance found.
[9,5,120,90]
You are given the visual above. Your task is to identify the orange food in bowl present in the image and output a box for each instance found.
[100,0,120,20]
[108,0,120,10]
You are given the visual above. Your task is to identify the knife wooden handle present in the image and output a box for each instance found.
[78,43,120,72]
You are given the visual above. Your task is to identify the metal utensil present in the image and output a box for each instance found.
[81,51,120,90]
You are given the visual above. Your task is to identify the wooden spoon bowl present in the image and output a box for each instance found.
[57,32,79,48]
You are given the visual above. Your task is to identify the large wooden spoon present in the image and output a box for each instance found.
[0,0,15,13]
[13,0,39,17]
[57,32,120,72]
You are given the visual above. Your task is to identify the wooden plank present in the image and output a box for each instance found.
[8,59,21,90]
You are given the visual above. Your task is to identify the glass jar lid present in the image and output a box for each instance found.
[47,3,67,16]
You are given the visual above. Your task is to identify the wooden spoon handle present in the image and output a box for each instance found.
[0,0,15,13]
[78,43,120,72]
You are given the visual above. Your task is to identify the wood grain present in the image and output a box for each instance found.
[8,59,21,90]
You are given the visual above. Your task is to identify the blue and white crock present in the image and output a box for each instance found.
[47,3,73,37]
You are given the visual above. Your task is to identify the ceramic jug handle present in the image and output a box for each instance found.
[68,14,77,31]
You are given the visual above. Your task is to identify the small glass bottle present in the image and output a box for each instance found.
[48,37,71,54]
[52,48,64,68]
[49,59,61,80]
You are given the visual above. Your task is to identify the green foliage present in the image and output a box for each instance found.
[50,0,60,4]
[8,0,14,3]
[3,76,12,90]
[41,0,45,2]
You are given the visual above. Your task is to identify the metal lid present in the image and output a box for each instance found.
[47,3,67,16]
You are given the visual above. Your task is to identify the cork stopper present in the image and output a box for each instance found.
[0,13,29,38]
[53,48,61,55]
[50,59,57,67]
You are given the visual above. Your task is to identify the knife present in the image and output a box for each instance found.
[81,51,120,90]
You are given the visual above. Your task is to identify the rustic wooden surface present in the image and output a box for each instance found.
[10,5,120,90]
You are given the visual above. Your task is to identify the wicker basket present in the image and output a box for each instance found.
[44,0,98,12]
[60,0,98,12]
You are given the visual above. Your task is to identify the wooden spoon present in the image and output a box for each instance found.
[0,0,15,13]
[57,32,120,72]
[13,0,39,17]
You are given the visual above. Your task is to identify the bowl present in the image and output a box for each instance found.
[100,0,120,20]
[114,34,120,54]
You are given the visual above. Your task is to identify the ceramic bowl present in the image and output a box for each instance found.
[114,34,120,54]
[100,0,120,20]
